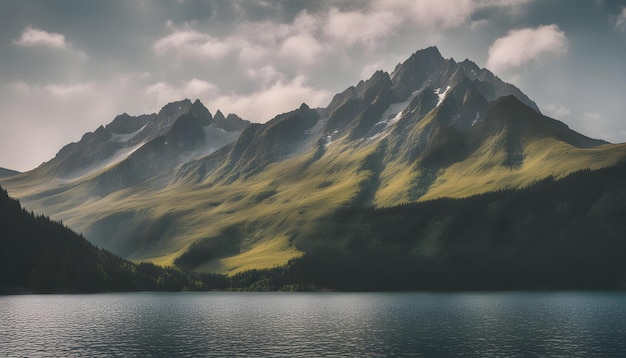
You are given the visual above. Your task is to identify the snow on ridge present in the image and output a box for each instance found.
[184,124,243,162]
[202,124,241,144]
[376,90,419,126]
[364,90,420,142]
[111,124,148,143]
[60,141,147,182]
[435,86,451,106]
[325,129,338,147]
[471,112,481,127]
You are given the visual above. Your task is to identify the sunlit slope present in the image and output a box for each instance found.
[86,95,625,275]
[44,131,381,273]
[374,95,624,205]
[2,47,626,276]
[4,93,626,276]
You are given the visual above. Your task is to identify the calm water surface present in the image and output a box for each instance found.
[1,292,625,357]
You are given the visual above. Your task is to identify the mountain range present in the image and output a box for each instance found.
[0,167,20,178]
[2,47,625,281]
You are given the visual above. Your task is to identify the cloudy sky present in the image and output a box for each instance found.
[1,0,625,172]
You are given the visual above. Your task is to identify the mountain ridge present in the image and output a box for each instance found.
[1,47,625,275]
[0,167,20,178]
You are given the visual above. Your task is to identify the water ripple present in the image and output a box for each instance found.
[1,292,625,356]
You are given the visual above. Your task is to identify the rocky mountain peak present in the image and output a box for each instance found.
[388,48,541,113]
[213,109,226,122]
[190,99,213,126]
[157,99,193,121]
[160,98,192,111]
[391,47,451,102]
[414,46,443,60]
[459,58,481,75]
[218,112,250,132]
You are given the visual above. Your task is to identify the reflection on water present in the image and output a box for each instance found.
[1,292,625,356]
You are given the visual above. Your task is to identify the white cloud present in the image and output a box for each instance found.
[279,34,328,66]
[7,81,32,94]
[292,10,322,35]
[207,76,332,122]
[360,61,386,80]
[153,26,237,60]
[542,103,571,119]
[486,24,568,73]
[1,78,137,171]
[579,112,610,140]
[470,19,490,30]
[319,0,531,48]
[323,7,397,47]
[615,7,626,32]
[12,26,87,58]
[13,27,68,49]
[45,83,93,98]
[479,0,531,11]
[582,112,602,121]
[145,79,219,106]
[242,0,533,49]
[2,0,565,172]
[373,0,475,29]
[7,81,93,98]
[152,0,534,80]
[154,12,327,68]
[245,66,286,85]
[141,75,331,123]
[568,110,626,144]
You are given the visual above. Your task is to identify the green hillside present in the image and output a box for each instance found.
[0,186,226,293]
[2,48,626,276]
[230,163,626,291]
[3,155,626,292]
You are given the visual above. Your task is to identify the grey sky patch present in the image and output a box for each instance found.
[1,0,625,171]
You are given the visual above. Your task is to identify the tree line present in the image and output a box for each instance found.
[2,161,626,292]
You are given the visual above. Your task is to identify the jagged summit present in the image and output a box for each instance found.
[2,47,625,275]
[389,47,539,112]
[319,46,551,150]
[214,109,225,121]
[20,98,249,179]
[212,109,249,132]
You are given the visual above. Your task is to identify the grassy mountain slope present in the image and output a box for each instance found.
[1,48,625,276]
[0,186,227,293]
[280,162,626,290]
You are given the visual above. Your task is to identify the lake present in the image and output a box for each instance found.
[1,292,625,356]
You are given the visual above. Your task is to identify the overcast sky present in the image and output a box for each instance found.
[1,0,625,172]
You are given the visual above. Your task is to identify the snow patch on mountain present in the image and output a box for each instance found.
[61,141,146,182]
[472,112,481,127]
[435,86,451,106]
[203,124,241,148]
[111,124,148,143]
[365,90,420,141]
[178,124,245,163]
[325,129,338,147]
